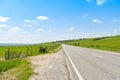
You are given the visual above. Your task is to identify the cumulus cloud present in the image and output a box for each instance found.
[92,19,103,23]
[24,19,36,23]
[96,0,105,5]
[36,16,48,21]
[24,20,32,23]
[87,0,110,5]
[8,27,22,33]
[35,28,44,32]
[0,24,8,28]
[0,16,9,23]
[69,27,75,31]
[24,19,37,24]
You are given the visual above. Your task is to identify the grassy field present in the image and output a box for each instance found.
[0,42,61,58]
[0,42,61,80]
[59,35,120,53]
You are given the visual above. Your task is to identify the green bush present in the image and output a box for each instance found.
[91,45,94,47]
[39,46,47,53]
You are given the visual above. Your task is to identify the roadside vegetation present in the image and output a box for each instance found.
[0,59,33,80]
[59,35,120,53]
[0,42,61,80]
[0,42,61,58]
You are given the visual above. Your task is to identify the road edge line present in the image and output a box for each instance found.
[62,44,84,80]
[63,52,73,80]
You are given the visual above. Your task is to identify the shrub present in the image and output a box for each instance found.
[38,46,47,53]
[91,45,94,47]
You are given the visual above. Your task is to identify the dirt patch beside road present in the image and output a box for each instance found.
[29,49,69,80]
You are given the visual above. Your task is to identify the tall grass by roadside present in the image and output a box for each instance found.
[15,59,33,80]
[0,59,33,80]
[0,59,21,72]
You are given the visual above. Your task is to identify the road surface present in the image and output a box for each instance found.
[63,44,120,80]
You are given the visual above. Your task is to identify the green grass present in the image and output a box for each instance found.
[59,35,120,53]
[0,46,32,58]
[0,59,21,72]
[0,42,61,80]
[0,59,33,80]
[15,59,33,80]
[38,42,61,53]
[31,42,61,56]
[0,42,61,58]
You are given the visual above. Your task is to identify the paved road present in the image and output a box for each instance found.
[63,44,120,80]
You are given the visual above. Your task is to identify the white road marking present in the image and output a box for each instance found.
[62,44,84,80]
[91,54,102,58]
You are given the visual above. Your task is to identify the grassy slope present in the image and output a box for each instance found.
[0,42,61,80]
[92,36,120,52]
[60,35,120,53]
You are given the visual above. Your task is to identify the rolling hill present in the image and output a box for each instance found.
[59,35,120,53]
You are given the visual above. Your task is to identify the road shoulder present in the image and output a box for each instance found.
[29,49,69,80]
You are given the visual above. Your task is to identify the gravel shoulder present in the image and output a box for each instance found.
[29,49,69,80]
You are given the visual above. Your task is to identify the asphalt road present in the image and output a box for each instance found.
[63,44,120,80]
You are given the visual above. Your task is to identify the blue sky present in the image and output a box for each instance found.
[0,0,120,43]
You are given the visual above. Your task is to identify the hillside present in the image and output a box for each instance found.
[59,35,120,53]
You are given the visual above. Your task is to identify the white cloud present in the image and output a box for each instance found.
[24,20,34,23]
[0,24,8,28]
[8,27,22,33]
[35,28,44,32]
[0,16,9,23]
[23,24,32,27]
[36,16,48,21]
[24,19,37,24]
[24,20,32,23]
[69,27,75,31]
[92,19,103,23]
[96,0,105,5]
[87,0,109,5]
